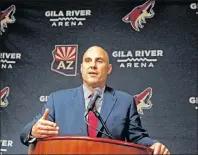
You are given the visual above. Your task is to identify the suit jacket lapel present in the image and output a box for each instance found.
[97,86,117,136]
[70,86,88,135]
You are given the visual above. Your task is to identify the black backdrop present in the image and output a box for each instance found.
[0,0,197,154]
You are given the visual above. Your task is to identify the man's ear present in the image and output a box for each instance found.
[80,64,82,73]
[108,64,112,75]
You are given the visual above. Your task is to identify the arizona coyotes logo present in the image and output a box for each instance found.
[122,0,155,31]
[134,87,153,115]
[0,87,10,107]
[51,45,78,76]
[0,5,16,35]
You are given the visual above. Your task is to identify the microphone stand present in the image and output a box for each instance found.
[92,108,115,139]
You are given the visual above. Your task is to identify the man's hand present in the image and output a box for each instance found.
[31,109,59,138]
[150,142,170,154]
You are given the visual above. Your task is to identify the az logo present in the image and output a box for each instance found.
[51,45,78,76]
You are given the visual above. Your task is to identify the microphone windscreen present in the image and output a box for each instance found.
[94,88,102,96]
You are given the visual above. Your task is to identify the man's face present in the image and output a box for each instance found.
[81,46,112,89]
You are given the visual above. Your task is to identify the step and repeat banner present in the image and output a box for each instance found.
[0,0,197,154]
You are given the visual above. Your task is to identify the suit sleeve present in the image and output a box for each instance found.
[126,97,158,147]
[20,93,55,146]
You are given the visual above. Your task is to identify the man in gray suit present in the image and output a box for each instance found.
[20,46,170,154]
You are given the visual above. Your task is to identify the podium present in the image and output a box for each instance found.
[30,136,153,154]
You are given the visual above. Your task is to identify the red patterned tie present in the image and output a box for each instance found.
[88,102,98,137]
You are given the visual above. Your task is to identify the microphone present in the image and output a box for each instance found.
[86,88,101,113]
[84,87,115,139]
[92,108,115,139]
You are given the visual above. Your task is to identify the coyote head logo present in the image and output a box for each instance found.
[0,87,10,108]
[134,87,153,115]
[122,0,155,31]
[0,5,16,35]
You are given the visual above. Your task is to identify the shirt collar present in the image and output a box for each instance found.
[83,84,106,99]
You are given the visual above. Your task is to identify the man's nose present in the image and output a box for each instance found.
[90,61,96,68]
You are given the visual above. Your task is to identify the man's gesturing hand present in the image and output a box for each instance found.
[150,142,170,154]
[31,109,59,138]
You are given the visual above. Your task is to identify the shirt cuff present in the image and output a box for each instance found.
[28,131,37,144]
